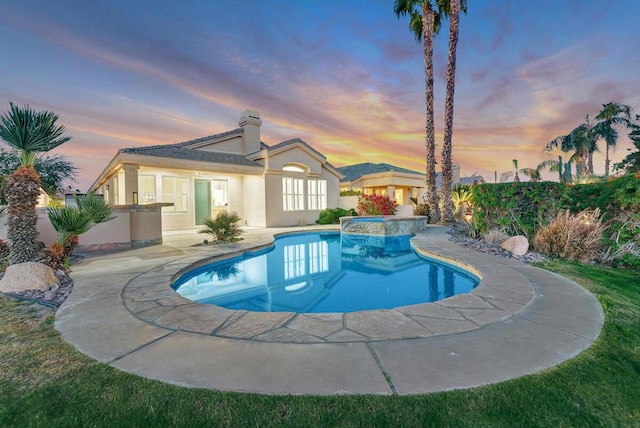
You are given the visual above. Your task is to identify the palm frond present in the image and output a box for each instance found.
[76,192,115,224]
[0,102,71,166]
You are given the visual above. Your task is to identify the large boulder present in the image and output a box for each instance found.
[0,262,59,293]
[500,235,529,256]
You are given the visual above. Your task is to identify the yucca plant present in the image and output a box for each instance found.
[199,211,243,243]
[451,184,472,220]
[0,102,71,264]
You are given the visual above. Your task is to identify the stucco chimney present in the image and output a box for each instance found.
[452,163,461,185]
[238,110,262,155]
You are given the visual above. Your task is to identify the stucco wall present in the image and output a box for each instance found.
[264,163,341,227]
[1,206,164,251]
[243,175,266,227]
[338,196,358,210]
[267,149,323,174]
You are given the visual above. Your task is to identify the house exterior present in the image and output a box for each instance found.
[89,110,342,231]
[338,162,485,204]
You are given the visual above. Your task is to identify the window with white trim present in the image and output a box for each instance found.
[282,177,305,211]
[307,179,327,210]
[161,176,189,213]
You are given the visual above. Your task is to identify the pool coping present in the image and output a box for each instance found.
[54,225,605,395]
[121,230,535,343]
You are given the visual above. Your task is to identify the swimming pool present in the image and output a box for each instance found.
[172,232,479,313]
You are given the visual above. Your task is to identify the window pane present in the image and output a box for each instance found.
[161,176,189,213]
[138,175,156,204]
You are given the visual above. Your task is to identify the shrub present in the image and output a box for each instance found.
[472,182,572,238]
[414,203,429,217]
[483,228,509,245]
[340,189,361,196]
[600,212,640,269]
[570,174,640,218]
[316,208,357,224]
[357,194,398,216]
[533,209,606,262]
[199,211,243,243]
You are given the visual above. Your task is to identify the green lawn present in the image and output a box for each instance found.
[1,261,639,427]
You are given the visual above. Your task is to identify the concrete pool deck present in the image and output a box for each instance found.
[55,225,604,395]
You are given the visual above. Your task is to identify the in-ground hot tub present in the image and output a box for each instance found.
[340,215,428,236]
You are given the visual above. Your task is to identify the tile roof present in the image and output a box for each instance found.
[120,146,262,168]
[268,138,327,160]
[118,128,262,167]
[337,163,423,182]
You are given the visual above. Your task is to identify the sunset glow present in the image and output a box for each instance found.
[1,1,638,190]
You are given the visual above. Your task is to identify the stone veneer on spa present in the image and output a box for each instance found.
[340,216,428,237]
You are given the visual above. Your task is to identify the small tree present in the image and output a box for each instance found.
[0,103,71,264]
[199,211,243,243]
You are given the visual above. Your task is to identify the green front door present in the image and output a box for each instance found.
[194,179,211,226]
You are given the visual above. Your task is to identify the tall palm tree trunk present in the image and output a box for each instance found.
[422,4,439,222]
[6,166,42,264]
[605,143,611,177]
[441,0,460,223]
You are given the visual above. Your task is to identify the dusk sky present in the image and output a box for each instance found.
[1,0,639,191]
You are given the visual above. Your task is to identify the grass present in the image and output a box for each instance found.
[1,261,639,427]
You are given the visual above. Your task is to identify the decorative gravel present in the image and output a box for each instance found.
[447,225,547,264]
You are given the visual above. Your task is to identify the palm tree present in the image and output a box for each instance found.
[0,102,71,264]
[500,159,521,182]
[439,0,466,223]
[395,0,443,222]
[545,115,598,176]
[0,148,78,197]
[594,102,632,177]
[518,159,559,182]
[614,114,640,174]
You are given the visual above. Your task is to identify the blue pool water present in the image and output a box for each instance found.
[172,232,479,313]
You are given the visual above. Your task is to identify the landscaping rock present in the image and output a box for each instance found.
[500,236,529,256]
[0,262,59,293]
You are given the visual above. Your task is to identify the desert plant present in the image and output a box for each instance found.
[462,215,481,239]
[0,102,71,264]
[316,207,357,225]
[47,193,115,264]
[482,228,510,245]
[43,242,66,271]
[199,211,243,243]
[451,184,472,220]
[357,194,398,216]
[533,209,606,262]
[414,203,430,217]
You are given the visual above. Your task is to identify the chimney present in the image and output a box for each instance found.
[238,110,262,155]
[452,163,461,185]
